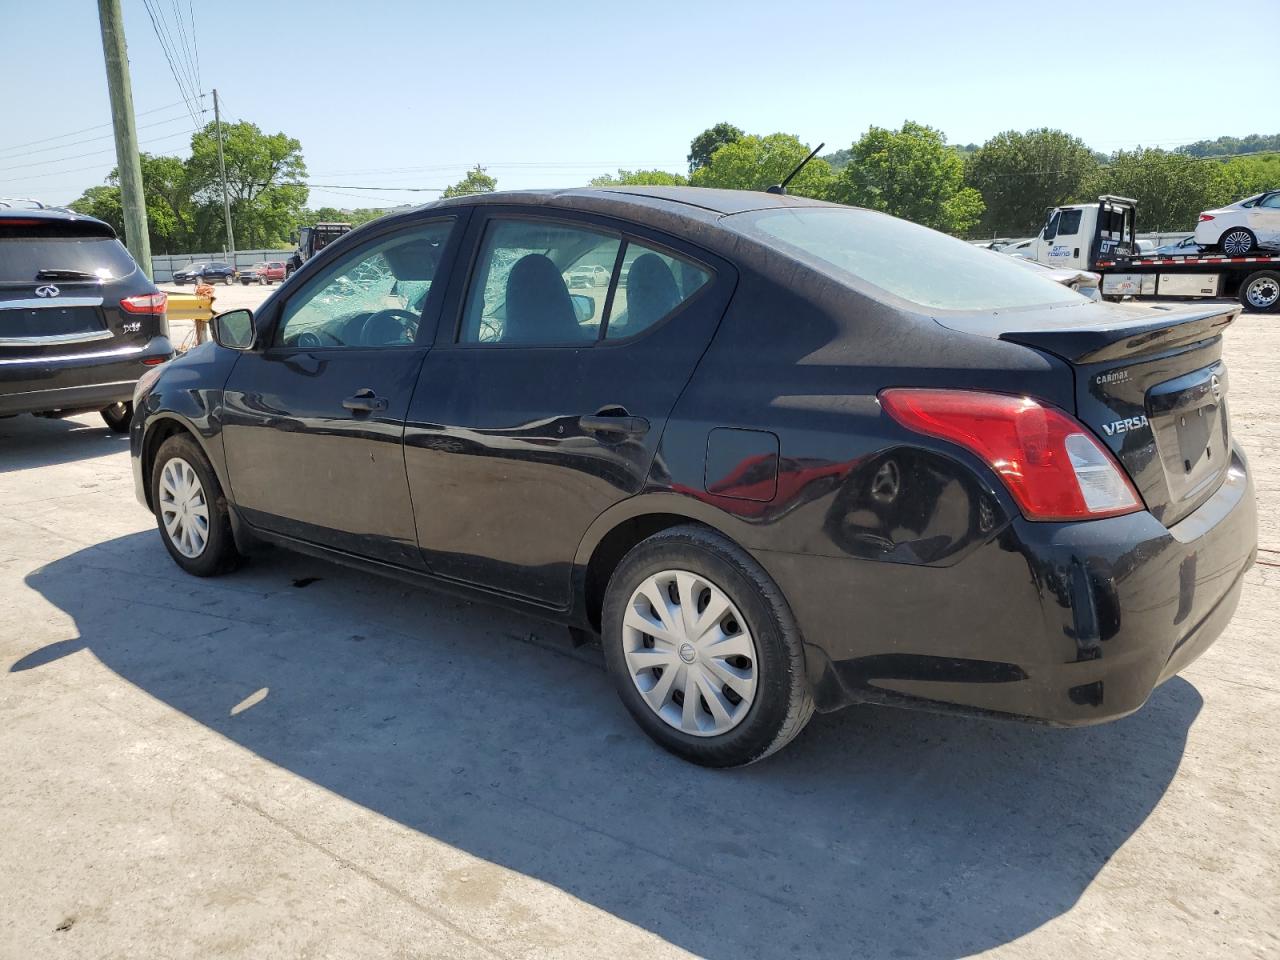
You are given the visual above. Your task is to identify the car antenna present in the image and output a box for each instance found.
[766,142,825,195]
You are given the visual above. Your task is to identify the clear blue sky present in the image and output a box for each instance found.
[0,0,1271,209]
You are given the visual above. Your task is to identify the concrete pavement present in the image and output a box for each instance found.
[1,315,1277,959]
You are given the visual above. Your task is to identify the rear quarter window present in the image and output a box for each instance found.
[729,207,1080,312]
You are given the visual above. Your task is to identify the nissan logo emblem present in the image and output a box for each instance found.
[35,284,60,298]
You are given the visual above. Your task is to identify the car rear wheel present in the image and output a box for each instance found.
[601,525,813,766]
[151,434,240,577]
[1240,270,1280,313]
[223,274,234,285]
[100,401,132,433]
[1220,228,1257,256]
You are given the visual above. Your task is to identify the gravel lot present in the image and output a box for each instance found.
[1,310,1276,959]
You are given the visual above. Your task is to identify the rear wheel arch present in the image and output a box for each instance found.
[577,498,753,632]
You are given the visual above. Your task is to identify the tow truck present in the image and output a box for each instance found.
[286,221,352,277]
[1024,195,1280,313]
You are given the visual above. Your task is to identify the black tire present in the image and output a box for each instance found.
[1239,270,1280,313]
[601,525,813,767]
[150,433,240,577]
[224,274,234,286]
[1219,227,1257,256]
[100,401,133,433]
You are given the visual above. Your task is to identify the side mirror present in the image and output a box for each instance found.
[570,293,596,323]
[212,308,256,351]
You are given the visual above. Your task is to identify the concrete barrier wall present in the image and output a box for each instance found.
[152,249,293,282]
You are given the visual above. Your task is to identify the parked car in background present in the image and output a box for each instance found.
[1,203,172,433]
[567,263,609,287]
[970,238,1016,251]
[1154,236,1201,256]
[1194,190,1280,254]
[1007,253,1102,299]
[131,187,1255,767]
[238,263,263,285]
[172,261,236,285]
[259,261,286,284]
[1001,237,1036,257]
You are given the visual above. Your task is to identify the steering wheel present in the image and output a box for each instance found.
[361,308,419,346]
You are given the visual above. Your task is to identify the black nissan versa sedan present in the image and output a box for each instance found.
[2,204,172,432]
[129,187,1257,766]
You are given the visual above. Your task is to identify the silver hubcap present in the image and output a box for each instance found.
[1223,231,1252,255]
[159,457,210,558]
[621,569,758,737]
[1246,276,1279,309]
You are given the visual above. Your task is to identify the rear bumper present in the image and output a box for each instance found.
[763,444,1257,725]
[0,336,173,416]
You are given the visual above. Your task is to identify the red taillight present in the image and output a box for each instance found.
[1198,214,1215,222]
[119,291,167,315]
[142,356,167,366]
[879,389,1142,521]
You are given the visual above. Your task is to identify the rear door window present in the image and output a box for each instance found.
[459,219,620,344]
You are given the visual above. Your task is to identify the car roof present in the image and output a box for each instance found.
[0,205,117,235]
[427,185,837,225]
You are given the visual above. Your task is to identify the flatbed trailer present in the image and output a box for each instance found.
[1095,252,1280,313]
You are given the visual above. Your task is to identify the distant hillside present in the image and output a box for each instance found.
[1175,133,1280,157]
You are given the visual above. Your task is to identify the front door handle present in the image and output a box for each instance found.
[343,388,389,413]
[579,413,649,437]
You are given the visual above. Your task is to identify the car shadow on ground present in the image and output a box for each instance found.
[18,531,1202,960]
[0,413,128,475]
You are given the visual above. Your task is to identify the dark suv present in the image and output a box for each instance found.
[1,204,173,433]
[172,261,236,285]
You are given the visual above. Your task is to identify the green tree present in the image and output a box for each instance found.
[687,122,744,175]
[442,164,497,199]
[1083,149,1229,231]
[186,120,308,250]
[829,121,983,233]
[1218,153,1280,201]
[69,153,194,253]
[589,168,687,187]
[965,129,1098,236]
[690,133,834,199]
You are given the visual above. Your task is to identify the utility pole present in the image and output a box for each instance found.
[213,89,234,259]
[97,0,151,278]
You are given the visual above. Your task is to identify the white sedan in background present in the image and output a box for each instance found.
[1193,190,1280,255]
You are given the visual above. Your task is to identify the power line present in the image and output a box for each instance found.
[0,96,201,154]
[0,111,197,161]
[0,128,199,177]
[141,0,202,128]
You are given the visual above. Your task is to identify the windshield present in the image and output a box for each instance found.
[0,232,137,283]
[729,207,1080,311]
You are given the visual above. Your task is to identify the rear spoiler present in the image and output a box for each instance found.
[997,303,1239,364]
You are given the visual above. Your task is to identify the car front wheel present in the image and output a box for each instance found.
[150,434,240,576]
[1220,227,1257,256]
[601,525,814,766]
[223,274,234,285]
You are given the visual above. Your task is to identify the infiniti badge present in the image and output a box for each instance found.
[34,284,60,298]
[1210,373,1222,402]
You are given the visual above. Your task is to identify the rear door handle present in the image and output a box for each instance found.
[579,414,649,437]
[343,388,389,413]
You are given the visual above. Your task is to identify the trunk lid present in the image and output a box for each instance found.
[989,301,1237,527]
